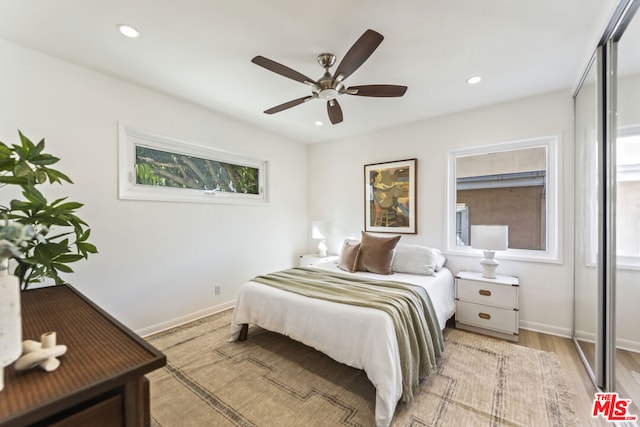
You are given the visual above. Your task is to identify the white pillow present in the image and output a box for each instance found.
[392,244,442,276]
[433,248,447,271]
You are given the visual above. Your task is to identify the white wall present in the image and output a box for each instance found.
[0,38,308,335]
[308,91,576,336]
[3,36,607,339]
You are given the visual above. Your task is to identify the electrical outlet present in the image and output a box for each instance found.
[214,285,221,295]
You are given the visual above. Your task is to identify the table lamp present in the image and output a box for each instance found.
[471,225,509,279]
[311,221,328,257]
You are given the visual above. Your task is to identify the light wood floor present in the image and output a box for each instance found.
[575,339,640,421]
[516,329,636,426]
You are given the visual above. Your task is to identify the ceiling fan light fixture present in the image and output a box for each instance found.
[467,75,482,85]
[314,120,324,126]
[318,88,339,100]
[118,24,140,38]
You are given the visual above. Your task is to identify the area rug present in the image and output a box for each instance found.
[146,310,578,426]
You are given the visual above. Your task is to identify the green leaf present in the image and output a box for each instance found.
[55,254,84,263]
[30,154,60,166]
[78,228,91,241]
[33,138,45,156]
[55,202,84,211]
[52,262,74,273]
[0,176,28,185]
[45,168,73,184]
[19,131,35,153]
[22,186,47,204]
[35,169,48,184]
[0,156,15,168]
[77,242,98,255]
[13,161,32,177]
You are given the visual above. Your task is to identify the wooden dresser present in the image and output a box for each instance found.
[0,285,166,426]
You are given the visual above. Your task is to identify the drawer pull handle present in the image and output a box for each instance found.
[479,289,492,297]
[478,312,491,320]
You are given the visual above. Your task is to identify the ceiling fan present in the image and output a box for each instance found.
[252,29,407,125]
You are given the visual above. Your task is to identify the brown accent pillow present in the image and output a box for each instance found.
[337,240,361,273]
[356,231,401,275]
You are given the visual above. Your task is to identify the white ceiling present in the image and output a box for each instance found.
[0,0,618,143]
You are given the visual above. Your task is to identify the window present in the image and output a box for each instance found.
[118,123,267,204]
[446,136,559,262]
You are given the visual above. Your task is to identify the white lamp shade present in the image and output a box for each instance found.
[311,220,330,240]
[311,225,324,240]
[471,225,509,251]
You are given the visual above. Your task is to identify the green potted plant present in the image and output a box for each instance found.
[0,131,97,289]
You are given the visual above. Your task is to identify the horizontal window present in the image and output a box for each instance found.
[118,123,267,204]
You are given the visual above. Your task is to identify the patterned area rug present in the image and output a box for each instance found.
[146,310,578,426]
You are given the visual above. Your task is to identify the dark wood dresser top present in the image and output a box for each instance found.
[0,285,166,426]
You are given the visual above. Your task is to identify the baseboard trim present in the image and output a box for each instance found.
[615,337,640,353]
[531,323,640,353]
[519,320,572,339]
[137,301,235,337]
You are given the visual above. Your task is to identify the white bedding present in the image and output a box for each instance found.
[230,261,455,427]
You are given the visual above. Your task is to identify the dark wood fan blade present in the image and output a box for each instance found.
[345,84,408,97]
[333,29,384,84]
[252,56,316,85]
[264,96,313,114]
[327,99,343,124]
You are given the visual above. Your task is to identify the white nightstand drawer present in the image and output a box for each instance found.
[456,301,518,334]
[456,279,517,309]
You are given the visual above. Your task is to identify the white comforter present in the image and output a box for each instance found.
[230,262,455,427]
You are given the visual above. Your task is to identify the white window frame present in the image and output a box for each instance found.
[445,136,560,263]
[118,123,268,205]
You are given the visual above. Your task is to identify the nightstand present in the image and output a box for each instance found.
[299,254,339,267]
[455,270,519,342]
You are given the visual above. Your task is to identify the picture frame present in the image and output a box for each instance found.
[364,158,417,234]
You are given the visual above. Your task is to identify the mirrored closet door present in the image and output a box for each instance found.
[574,0,640,418]
[574,51,599,383]
[614,3,640,415]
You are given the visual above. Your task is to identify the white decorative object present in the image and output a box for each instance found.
[311,221,329,257]
[1,219,42,391]
[15,331,67,372]
[0,262,22,392]
[471,225,509,279]
[317,240,327,257]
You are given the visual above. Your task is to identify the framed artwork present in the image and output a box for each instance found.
[364,158,417,234]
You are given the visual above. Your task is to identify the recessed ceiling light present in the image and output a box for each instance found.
[314,121,324,127]
[118,24,140,38]
[467,75,482,85]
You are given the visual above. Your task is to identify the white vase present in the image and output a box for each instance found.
[0,264,22,392]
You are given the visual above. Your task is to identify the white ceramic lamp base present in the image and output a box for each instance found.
[480,250,499,279]
[318,240,327,257]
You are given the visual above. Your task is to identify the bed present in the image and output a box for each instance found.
[229,237,455,427]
